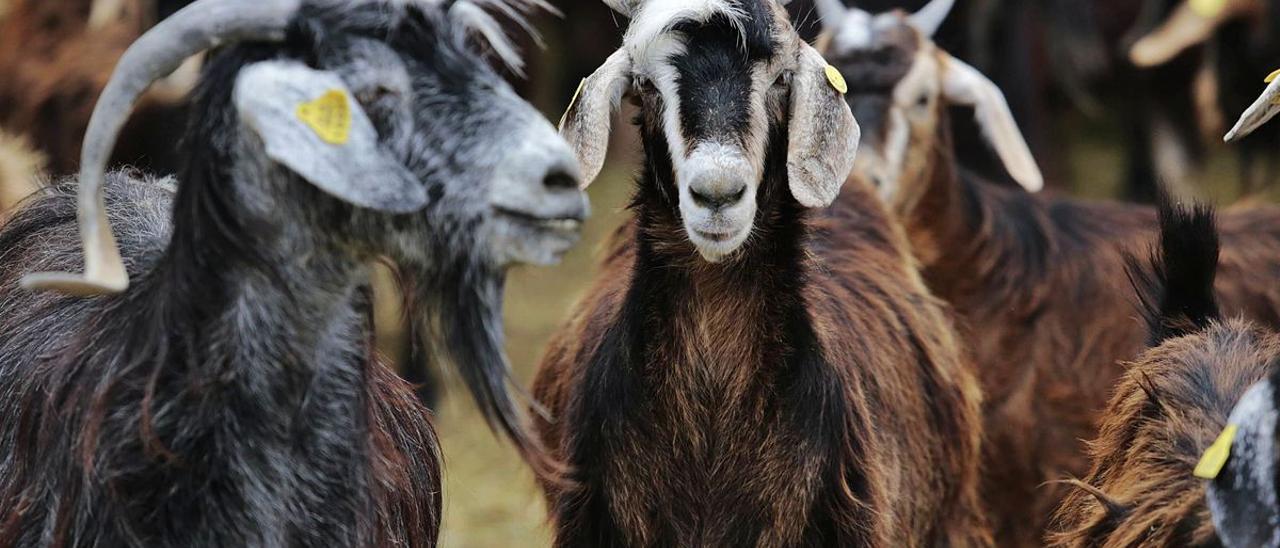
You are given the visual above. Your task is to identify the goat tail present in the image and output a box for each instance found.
[1126,192,1221,346]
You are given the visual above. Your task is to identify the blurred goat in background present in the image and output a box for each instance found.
[0,0,197,176]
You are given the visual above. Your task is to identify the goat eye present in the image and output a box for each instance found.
[915,94,930,109]
[356,85,398,106]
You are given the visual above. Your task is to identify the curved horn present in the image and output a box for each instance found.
[814,0,849,31]
[21,0,302,296]
[1129,0,1262,68]
[908,0,955,37]
[1225,74,1280,142]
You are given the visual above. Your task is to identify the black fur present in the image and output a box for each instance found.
[1127,196,1221,346]
[672,6,776,145]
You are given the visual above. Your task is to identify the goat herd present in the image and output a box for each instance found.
[3,0,1280,546]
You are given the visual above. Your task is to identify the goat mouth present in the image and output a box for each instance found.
[494,207,585,234]
[694,229,736,243]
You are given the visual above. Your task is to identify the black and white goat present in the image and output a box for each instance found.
[534,0,991,545]
[0,0,587,545]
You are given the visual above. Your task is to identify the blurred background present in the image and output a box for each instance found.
[1,0,1278,545]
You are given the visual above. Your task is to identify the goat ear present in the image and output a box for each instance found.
[1226,74,1280,142]
[787,45,860,208]
[940,53,1044,192]
[559,49,632,187]
[233,61,428,213]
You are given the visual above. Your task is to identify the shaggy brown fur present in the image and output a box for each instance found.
[0,0,189,175]
[1047,318,1278,547]
[1047,203,1279,547]
[890,120,1280,546]
[533,178,990,546]
[826,20,1280,539]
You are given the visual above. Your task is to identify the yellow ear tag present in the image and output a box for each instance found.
[560,78,587,130]
[1190,0,1227,18]
[1266,68,1280,83]
[825,65,848,95]
[1194,424,1238,479]
[296,89,352,145]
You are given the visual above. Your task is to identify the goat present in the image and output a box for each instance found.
[1048,199,1280,547]
[0,0,588,544]
[816,3,1280,544]
[810,0,1206,202]
[0,0,197,175]
[532,0,990,545]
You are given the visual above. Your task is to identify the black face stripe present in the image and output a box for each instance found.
[670,3,777,146]
[829,23,920,142]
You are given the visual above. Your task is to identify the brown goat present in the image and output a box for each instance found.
[1049,201,1280,547]
[0,0,193,175]
[533,0,989,545]
[818,6,1280,545]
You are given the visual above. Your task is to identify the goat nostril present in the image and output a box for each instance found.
[543,170,580,190]
[691,185,747,210]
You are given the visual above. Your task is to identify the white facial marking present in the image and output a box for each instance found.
[680,141,758,262]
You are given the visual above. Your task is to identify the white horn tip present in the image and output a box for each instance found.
[21,272,129,296]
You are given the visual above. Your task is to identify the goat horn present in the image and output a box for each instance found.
[908,0,955,38]
[21,0,302,296]
[813,0,849,31]
[1225,75,1280,142]
[1129,0,1262,68]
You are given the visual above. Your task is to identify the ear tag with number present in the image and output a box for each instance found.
[560,78,587,131]
[1190,0,1227,18]
[1194,424,1238,479]
[296,89,352,145]
[825,65,848,95]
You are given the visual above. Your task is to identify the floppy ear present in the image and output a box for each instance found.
[1226,74,1280,142]
[787,45,860,208]
[233,61,428,213]
[559,49,633,187]
[940,53,1045,192]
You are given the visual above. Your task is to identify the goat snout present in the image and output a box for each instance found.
[488,119,589,267]
[689,176,748,211]
[542,167,580,190]
[492,122,588,219]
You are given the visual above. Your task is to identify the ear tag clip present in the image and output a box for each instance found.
[1194,424,1238,479]
[296,89,352,145]
[825,65,848,95]
[560,78,587,131]
[1265,69,1280,83]
[1190,0,1227,18]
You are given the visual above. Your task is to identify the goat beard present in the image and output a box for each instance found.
[400,255,560,477]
